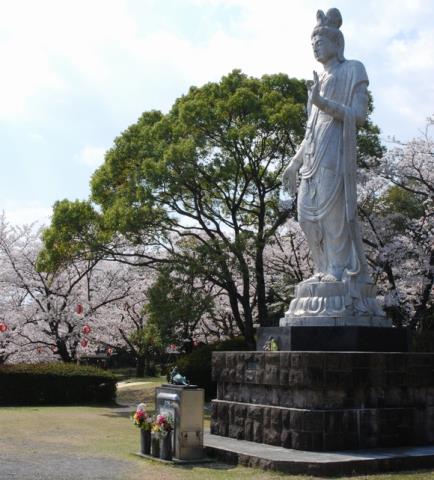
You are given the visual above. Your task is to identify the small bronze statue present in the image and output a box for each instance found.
[263,336,279,352]
[169,366,189,385]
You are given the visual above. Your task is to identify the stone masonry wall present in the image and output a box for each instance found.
[210,352,434,451]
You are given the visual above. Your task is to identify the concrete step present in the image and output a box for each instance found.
[204,432,434,476]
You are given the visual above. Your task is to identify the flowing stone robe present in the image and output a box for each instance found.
[283,59,386,324]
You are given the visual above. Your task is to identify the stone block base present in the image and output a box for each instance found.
[211,351,434,451]
[211,400,430,451]
[256,326,410,352]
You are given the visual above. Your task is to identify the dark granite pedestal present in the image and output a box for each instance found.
[211,351,434,451]
[256,326,410,352]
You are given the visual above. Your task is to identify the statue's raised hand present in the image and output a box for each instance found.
[310,70,321,107]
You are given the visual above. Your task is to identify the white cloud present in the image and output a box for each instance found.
[28,133,46,144]
[2,0,434,225]
[2,202,51,227]
[0,0,136,121]
[76,146,107,168]
[386,30,434,73]
[0,0,431,134]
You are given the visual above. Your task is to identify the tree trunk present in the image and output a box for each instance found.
[255,243,270,327]
[241,302,256,350]
[412,246,434,331]
[382,262,406,327]
[57,341,72,362]
[244,325,256,350]
[136,356,145,377]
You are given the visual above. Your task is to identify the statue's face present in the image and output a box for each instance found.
[312,34,338,64]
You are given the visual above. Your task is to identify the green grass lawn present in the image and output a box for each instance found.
[1,376,434,480]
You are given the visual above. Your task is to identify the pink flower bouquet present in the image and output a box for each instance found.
[151,413,174,437]
[132,403,153,431]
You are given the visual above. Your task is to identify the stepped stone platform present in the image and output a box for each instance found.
[204,432,434,476]
[210,351,434,451]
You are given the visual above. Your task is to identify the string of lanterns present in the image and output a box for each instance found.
[77,304,91,349]
[76,304,112,356]
[2,305,115,357]
[79,303,92,348]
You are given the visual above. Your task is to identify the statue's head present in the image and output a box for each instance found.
[311,8,345,64]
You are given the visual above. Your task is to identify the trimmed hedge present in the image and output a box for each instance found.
[0,363,117,405]
[413,331,434,352]
[176,337,250,399]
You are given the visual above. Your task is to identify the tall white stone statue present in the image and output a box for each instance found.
[281,8,389,327]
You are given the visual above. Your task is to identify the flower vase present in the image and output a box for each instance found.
[159,432,172,461]
[140,429,151,455]
[151,433,160,458]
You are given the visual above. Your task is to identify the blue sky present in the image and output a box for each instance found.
[2,0,434,224]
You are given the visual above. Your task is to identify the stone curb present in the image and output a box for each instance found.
[204,432,434,476]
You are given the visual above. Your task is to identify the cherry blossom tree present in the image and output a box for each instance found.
[0,216,133,362]
[86,266,159,376]
[1,215,228,371]
[263,219,312,322]
[351,117,433,329]
[0,239,18,363]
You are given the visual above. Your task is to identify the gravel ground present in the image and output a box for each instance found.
[0,452,133,480]
[0,404,160,480]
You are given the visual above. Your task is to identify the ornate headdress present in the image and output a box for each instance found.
[312,8,345,62]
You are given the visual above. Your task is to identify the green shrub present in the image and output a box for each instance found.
[214,337,251,352]
[412,331,434,352]
[0,363,117,405]
[176,345,214,397]
[176,337,250,399]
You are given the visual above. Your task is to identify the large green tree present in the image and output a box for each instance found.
[40,70,308,348]
[146,263,216,352]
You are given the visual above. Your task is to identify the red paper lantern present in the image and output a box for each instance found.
[81,339,88,348]
[75,304,84,314]
[82,325,91,335]
[0,323,7,333]
[107,347,113,356]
